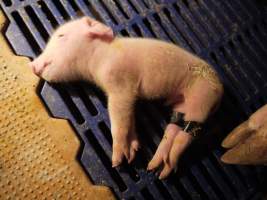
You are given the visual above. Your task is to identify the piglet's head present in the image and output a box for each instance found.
[29,16,114,82]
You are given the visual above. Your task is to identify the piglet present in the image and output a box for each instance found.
[29,16,223,179]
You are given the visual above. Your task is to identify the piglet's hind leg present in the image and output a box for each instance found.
[148,78,221,179]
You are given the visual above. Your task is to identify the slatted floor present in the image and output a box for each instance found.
[1,0,266,199]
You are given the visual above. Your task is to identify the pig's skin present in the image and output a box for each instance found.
[30,17,223,179]
[221,104,267,165]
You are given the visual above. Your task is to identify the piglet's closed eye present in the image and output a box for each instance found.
[58,34,65,38]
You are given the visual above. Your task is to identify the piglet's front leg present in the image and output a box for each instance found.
[108,92,139,167]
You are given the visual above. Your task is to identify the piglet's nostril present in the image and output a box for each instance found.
[32,65,40,76]
[31,62,42,76]
[43,60,52,68]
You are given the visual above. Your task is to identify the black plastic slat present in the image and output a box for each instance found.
[57,0,77,19]
[101,0,128,23]
[201,0,232,36]
[179,176,202,200]
[223,46,258,97]
[129,0,147,13]
[165,6,202,53]
[211,151,247,199]
[44,1,66,24]
[90,0,116,27]
[174,1,210,47]
[19,8,46,50]
[31,3,54,35]
[193,0,223,41]
[72,0,93,17]
[230,39,265,89]
[204,157,238,200]
[186,0,218,42]
[190,165,220,199]
[157,11,193,51]
[146,14,172,42]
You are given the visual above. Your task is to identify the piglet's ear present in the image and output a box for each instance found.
[82,16,114,41]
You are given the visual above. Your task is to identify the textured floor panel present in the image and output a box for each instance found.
[0,11,114,200]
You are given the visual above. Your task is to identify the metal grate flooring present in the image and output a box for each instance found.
[1,0,267,199]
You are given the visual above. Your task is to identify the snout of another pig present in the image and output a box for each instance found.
[29,56,51,77]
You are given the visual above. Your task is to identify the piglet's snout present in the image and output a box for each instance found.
[29,59,51,76]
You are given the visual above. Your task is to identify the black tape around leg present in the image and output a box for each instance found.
[170,112,203,138]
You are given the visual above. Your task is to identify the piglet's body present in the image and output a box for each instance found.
[30,17,223,179]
